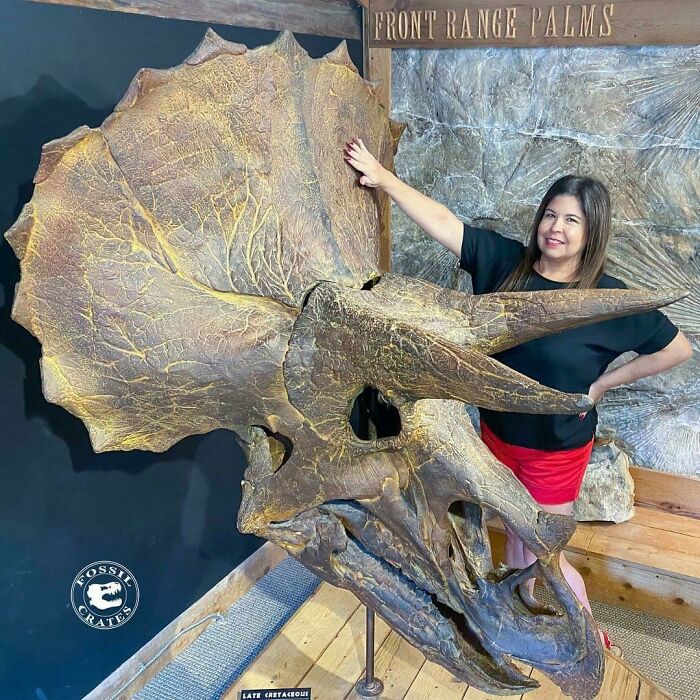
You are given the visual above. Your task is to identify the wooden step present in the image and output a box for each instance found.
[487,505,700,626]
[629,466,700,520]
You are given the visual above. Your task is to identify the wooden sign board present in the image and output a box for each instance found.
[367,1,700,48]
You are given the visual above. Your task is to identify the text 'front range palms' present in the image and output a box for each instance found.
[6,29,686,699]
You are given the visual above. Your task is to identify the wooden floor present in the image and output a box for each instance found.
[223,581,671,700]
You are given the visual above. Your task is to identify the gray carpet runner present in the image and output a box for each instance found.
[588,596,699,699]
[133,557,320,700]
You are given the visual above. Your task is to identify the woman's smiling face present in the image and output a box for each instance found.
[536,194,588,267]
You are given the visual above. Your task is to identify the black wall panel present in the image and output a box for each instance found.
[0,2,362,697]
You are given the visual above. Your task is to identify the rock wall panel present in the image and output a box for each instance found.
[391,45,699,476]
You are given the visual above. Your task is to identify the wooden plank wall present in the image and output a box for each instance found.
[630,466,700,519]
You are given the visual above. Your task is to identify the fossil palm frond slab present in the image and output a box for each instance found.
[391,45,700,477]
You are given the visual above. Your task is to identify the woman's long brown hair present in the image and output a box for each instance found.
[498,175,612,291]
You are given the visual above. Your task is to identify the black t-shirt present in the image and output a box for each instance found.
[460,223,679,449]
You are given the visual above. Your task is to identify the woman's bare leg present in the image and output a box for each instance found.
[504,522,529,569]
[507,499,602,641]
[537,500,593,613]
[505,523,538,594]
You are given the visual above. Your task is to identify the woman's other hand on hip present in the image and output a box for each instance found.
[579,379,607,420]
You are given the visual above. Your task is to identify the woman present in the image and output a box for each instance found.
[343,137,693,651]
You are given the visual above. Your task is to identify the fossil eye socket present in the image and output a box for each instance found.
[257,428,294,471]
[349,385,402,440]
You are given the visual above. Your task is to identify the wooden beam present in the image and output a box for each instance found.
[84,542,287,700]
[368,0,700,49]
[631,466,700,520]
[362,12,392,115]
[362,7,393,272]
[29,0,363,39]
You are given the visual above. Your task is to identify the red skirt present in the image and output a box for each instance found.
[480,418,594,506]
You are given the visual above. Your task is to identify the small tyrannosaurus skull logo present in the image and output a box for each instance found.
[71,561,139,629]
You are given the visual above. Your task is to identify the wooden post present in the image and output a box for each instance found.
[362,7,394,272]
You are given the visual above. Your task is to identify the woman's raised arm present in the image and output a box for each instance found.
[344,137,464,257]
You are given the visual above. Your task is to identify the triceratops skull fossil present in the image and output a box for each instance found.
[6,29,684,698]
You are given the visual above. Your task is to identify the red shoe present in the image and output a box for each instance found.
[601,631,623,658]
[602,631,612,649]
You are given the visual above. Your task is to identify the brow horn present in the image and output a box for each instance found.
[368,274,688,355]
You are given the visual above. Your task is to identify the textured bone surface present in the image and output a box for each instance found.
[390,45,699,477]
[4,30,687,698]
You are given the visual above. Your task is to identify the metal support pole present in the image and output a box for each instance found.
[353,392,383,696]
[354,606,384,697]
